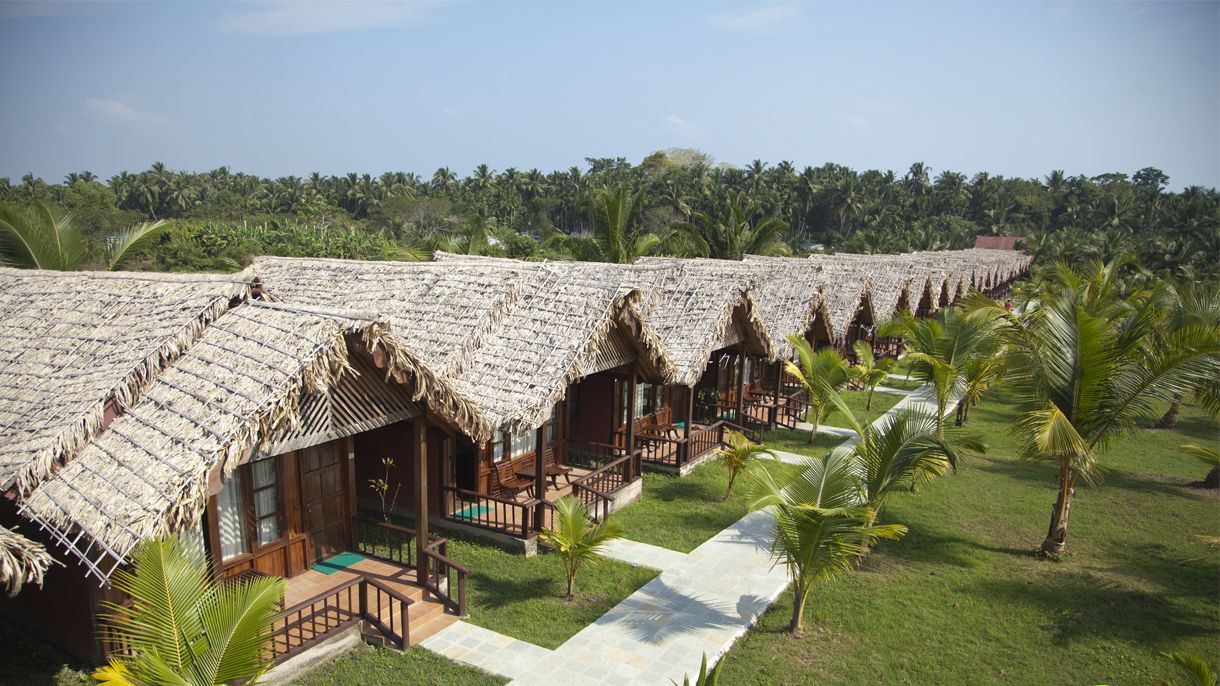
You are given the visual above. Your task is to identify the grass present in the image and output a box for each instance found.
[443,533,658,649]
[762,428,851,455]
[613,458,806,553]
[819,389,901,430]
[717,388,1220,685]
[878,361,924,391]
[293,645,506,685]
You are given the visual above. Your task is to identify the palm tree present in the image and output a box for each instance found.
[880,308,999,436]
[962,266,1220,554]
[848,340,896,411]
[837,408,978,524]
[748,449,906,635]
[538,495,624,600]
[667,191,789,260]
[93,534,284,686]
[586,183,658,263]
[784,337,850,445]
[717,430,776,500]
[1,202,171,271]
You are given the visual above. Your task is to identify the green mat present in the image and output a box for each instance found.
[455,504,490,520]
[312,552,365,575]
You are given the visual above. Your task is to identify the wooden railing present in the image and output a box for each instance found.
[686,422,724,461]
[441,485,546,538]
[270,574,410,661]
[565,439,623,470]
[568,449,639,521]
[354,518,467,618]
[354,517,417,568]
[635,432,686,468]
[422,538,469,617]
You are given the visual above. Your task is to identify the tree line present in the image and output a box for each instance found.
[0,150,1216,278]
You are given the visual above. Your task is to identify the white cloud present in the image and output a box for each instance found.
[845,115,870,130]
[664,114,702,137]
[708,4,800,30]
[217,1,432,36]
[84,98,178,134]
[442,107,458,118]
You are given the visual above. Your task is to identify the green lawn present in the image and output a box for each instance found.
[717,389,1220,685]
[762,427,850,455]
[443,534,658,649]
[613,459,806,553]
[294,646,506,686]
[820,389,902,430]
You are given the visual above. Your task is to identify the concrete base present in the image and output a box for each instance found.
[431,517,539,556]
[644,445,723,477]
[259,625,363,686]
[605,476,642,514]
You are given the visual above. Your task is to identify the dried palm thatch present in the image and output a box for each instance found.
[0,525,54,596]
[19,300,466,583]
[0,268,251,495]
[254,255,676,438]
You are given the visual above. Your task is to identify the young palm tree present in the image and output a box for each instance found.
[880,308,999,436]
[539,495,624,600]
[784,337,850,445]
[717,430,776,500]
[963,269,1220,554]
[94,534,284,686]
[848,340,896,411]
[0,202,168,270]
[841,408,979,524]
[748,450,906,635]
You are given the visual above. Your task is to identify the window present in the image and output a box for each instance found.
[214,458,282,562]
[545,404,559,444]
[251,458,280,546]
[633,383,650,419]
[509,430,535,458]
[492,438,505,462]
[216,470,248,562]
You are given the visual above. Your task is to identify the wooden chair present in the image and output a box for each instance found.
[542,445,573,486]
[494,459,534,499]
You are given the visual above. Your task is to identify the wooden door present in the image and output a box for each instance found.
[300,442,347,563]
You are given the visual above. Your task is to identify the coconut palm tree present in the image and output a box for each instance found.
[667,191,789,260]
[93,534,284,686]
[848,340,896,411]
[962,267,1220,554]
[539,495,624,600]
[785,337,850,445]
[717,430,776,500]
[586,183,658,263]
[748,449,906,635]
[834,407,979,524]
[0,202,168,270]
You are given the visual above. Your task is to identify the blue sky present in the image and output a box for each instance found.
[1,1,1217,189]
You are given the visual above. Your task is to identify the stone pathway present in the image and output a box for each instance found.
[422,385,943,684]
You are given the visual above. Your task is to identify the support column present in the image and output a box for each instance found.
[735,344,746,426]
[414,414,428,587]
[683,384,694,463]
[625,370,637,467]
[534,424,546,529]
[771,361,782,427]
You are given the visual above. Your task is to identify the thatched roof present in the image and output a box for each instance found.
[18,300,451,583]
[0,268,251,494]
[253,255,673,438]
[0,525,54,596]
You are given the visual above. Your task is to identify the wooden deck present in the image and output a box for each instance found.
[274,557,458,657]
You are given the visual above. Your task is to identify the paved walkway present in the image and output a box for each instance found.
[422,385,942,684]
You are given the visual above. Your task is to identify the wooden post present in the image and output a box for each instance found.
[771,361,782,427]
[683,384,694,463]
[735,344,746,425]
[534,424,546,529]
[414,414,428,587]
[625,370,637,472]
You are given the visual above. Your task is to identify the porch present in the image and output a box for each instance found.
[440,443,643,540]
[267,518,468,664]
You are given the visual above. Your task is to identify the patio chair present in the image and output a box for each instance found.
[494,459,534,499]
[542,445,573,486]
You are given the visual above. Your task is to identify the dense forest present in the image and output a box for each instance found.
[0,148,1216,278]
